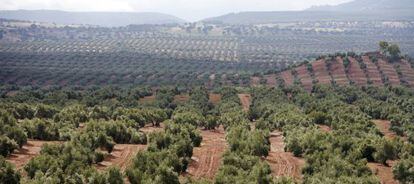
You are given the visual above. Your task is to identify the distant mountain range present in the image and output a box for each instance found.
[1,0,413,26]
[204,0,414,24]
[0,10,186,27]
[307,0,414,12]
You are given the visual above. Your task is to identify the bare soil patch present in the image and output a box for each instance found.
[362,56,384,86]
[296,65,313,91]
[250,76,261,87]
[266,131,304,181]
[347,57,368,87]
[368,161,398,184]
[140,124,164,134]
[280,70,294,86]
[174,94,190,103]
[373,120,397,140]
[238,94,251,112]
[6,140,61,169]
[96,144,147,171]
[312,59,331,85]
[264,74,277,87]
[395,59,414,87]
[209,93,222,105]
[138,95,156,103]
[317,124,332,133]
[185,127,227,179]
[378,59,400,86]
[330,57,350,86]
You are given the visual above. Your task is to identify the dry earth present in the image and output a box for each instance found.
[266,131,304,181]
[185,127,227,179]
[6,140,61,169]
[238,94,251,112]
[96,144,147,171]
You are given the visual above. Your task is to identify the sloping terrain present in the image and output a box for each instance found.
[307,0,414,12]
[329,57,349,86]
[0,10,186,26]
[295,65,313,91]
[311,60,331,85]
[276,54,413,89]
[347,57,368,86]
[186,127,227,179]
[266,130,304,181]
[377,59,401,86]
[362,56,384,86]
[394,59,414,87]
[280,71,295,86]
[264,74,278,87]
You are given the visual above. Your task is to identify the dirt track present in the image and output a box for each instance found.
[209,93,222,105]
[238,94,251,112]
[368,161,398,184]
[373,120,397,140]
[6,140,61,169]
[96,144,147,171]
[266,131,304,181]
[371,120,402,184]
[186,127,227,179]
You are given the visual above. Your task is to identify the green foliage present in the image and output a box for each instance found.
[0,136,18,156]
[393,156,414,184]
[0,156,20,184]
[0,110,27,152]
[20,119,61,141]
[85,119,147,144]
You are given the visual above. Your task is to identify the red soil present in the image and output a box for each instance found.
[362,56,384,86]
[395,59,414,87]
[250,76,261,87]
[96,144,147,171]
[174,94,190,103]
[138,95,156,103]
[373,120,396,139]
[312,60,331,85]
[317,124,332,133]
[186,127,227,180]
[209,93,222,105]
[280,70,294,86]
[140,124,165,134]
[347,57,368,87]
[266,131,304,181]
[377,59,401,86]
[329,57,349,86]
[372,120,407,142]
[368,161,398,184]
[296,65,313,91]
[264,74,277,87]
[6,140,61,169]
[238,94,251,112]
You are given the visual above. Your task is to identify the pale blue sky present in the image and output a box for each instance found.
[1,0,352,21]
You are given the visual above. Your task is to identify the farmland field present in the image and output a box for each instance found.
[1,2,414,183]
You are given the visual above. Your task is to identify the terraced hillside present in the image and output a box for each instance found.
[267,53,414,89]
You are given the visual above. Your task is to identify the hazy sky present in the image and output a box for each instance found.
[1,0,352,21]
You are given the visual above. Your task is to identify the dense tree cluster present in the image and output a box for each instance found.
[1,84,414,183]
[214,88,273,183]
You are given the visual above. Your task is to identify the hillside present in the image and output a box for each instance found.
[203,0,414,24]
[0,10,186,27]
[264,52,414,91]
[307,0,414,12]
